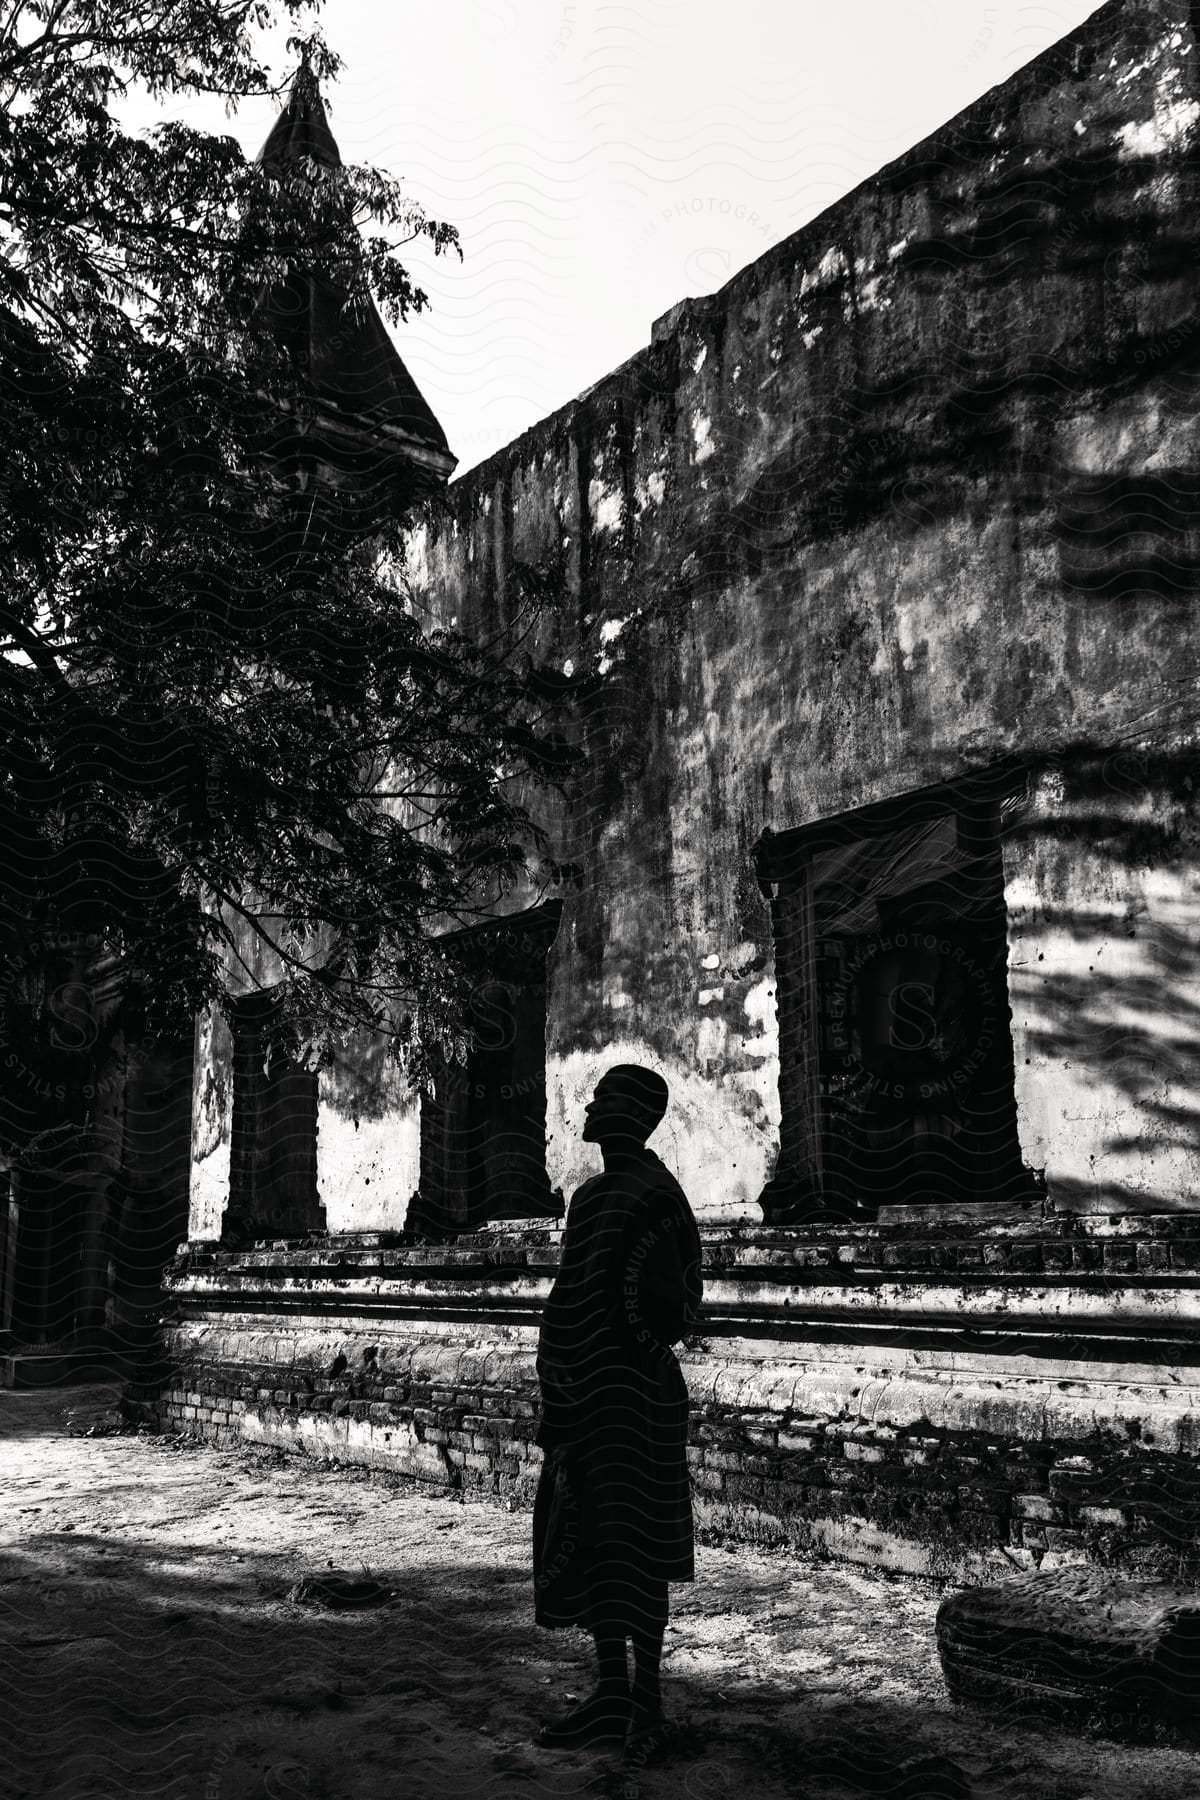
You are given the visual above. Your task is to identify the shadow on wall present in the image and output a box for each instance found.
[685,129,1200,580]
[1009,750,1200,1211]
[319,1023,412,1125]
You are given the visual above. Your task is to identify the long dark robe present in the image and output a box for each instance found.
[532,1148,703,1633]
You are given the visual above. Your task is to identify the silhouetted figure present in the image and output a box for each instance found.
[532,1064,703,1753]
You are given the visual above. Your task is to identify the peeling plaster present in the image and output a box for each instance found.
[588,478,624,535]
[857,274,891,314]
[405,521,429,588]
[696,1014,727,1069]
[316,1089,420,1233]
[894,601,927,672]
[739,977,781,1133]
[1119,95,1200,157]
[800,245,848,297]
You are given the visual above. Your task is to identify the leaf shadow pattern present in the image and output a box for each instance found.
[1005,749,1200,1211]
[0,1526,1191,1800]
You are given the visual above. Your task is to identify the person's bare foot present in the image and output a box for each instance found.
[534,1688,631,1750]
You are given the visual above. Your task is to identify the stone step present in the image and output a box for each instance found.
[936,1567,1200,1740]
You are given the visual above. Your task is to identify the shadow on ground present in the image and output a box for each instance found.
[1,1388,1197,1800]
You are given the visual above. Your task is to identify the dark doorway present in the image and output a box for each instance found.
[0,942,190,1347]
[0,943,117,1343]
[222,989,324,1243]
[756,767,1031,1220]
[413,901,562,1237]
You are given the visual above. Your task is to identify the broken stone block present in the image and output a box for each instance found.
[936,1566,1200,1739]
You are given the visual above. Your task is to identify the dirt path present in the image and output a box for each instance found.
[1,1386,1195,1800]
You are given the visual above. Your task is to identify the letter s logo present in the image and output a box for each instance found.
[888,981,936,1054]
[47,983,97,1053]
[469,982,516,1053]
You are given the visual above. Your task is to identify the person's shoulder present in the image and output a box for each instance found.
[642,1148,683,1189]
[641,1152,696,1216]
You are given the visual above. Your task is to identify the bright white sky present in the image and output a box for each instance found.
[159,0,1102,474]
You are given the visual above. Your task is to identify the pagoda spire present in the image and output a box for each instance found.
[257,61,456,489]
[259,48,341,175]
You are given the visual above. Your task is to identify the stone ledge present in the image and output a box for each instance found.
[162,1254,1200,1356]
[170,1213,1200,1285]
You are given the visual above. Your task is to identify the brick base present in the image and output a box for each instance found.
[142,1223,1200,1581]
[143,1346,1200,1584]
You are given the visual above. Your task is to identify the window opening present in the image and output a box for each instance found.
[757,768,1029,1221]
[413,900,562,1237]
[223,989,323,1242]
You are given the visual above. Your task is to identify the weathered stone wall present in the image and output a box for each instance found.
[168,1,1200,1578]
[181,0,1200,1237]
[148,1215,1200,1580]
[398,0,1200,1222]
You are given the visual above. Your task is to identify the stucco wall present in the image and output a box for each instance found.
[1007,761,1200,1210]
[188,1010,423,1240]
[404,0,1200,1220]
[315,1035,421,1232]
[188,1008,231,1241]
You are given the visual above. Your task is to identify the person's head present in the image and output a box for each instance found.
[582,1063,669,1151]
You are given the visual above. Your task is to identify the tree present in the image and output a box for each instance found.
[0,0,573,1118]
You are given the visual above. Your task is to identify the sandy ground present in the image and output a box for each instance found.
[1,1386,1198,1800]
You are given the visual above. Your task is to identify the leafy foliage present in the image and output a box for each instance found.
[0,1,572,1090]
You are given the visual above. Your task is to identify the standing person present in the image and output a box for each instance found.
[532,1064,703,1752]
